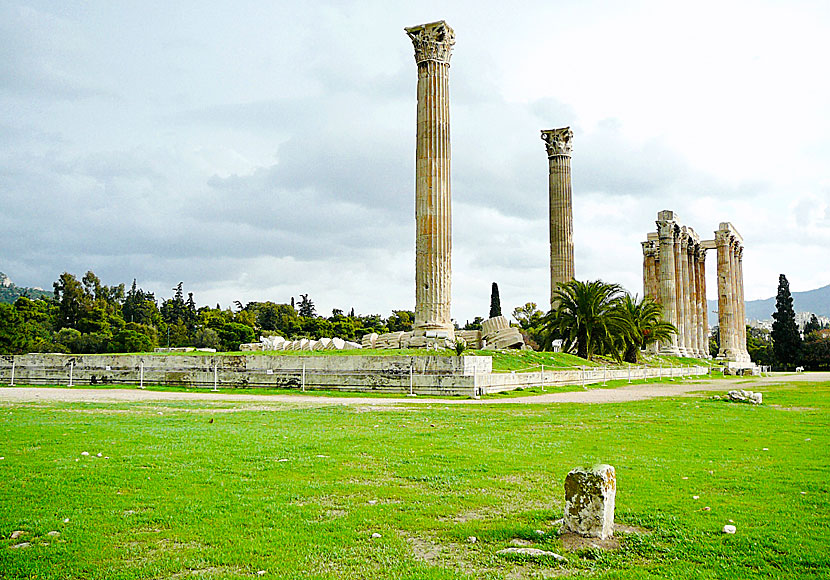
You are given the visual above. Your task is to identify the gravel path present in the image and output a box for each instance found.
[0,372,825,406]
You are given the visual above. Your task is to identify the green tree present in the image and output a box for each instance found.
[489,282,502,318]
[802,330,830,371]
[53,272,86,330]
[298,294,316,318]
[542,279,627,360]
[614,294,676,363]
[512,302,545,346]
[746,325,774,367]
[803,314,823,338]
[771,274,802,370]
[386,310,414,333]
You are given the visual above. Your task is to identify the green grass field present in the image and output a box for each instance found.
[1,379,827,579]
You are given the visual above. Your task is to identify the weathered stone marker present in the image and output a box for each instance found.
[563,465,616,540]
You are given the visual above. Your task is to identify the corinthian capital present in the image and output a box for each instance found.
[405,20,455,64]
[541,127,574,157]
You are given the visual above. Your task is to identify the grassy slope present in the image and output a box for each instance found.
[2,380,826,579]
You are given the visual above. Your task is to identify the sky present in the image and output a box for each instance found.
[2,0,829,324]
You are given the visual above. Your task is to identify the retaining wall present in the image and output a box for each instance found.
[0,354,710,397]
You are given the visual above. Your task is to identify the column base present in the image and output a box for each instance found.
[660,345,682,356]
[412,323,455,341]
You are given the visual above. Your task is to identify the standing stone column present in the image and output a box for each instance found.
[716,228,735,360]
[541,128,575,309]
[656,212,680,355]
[696,247,709,358]
[675,229,688,356]
[687,240,700,357]
[736,245,748,360]
[641,240,657,301]
[406,21,455,337]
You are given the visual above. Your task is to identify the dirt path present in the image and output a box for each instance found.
[0,372,826,406]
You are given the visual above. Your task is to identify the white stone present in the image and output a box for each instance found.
[723,524,737,534]
[10,530,25,539]
[81,451,89,456]
[467,536,477,543]
[371,532,382,538]
[46,531,60,537]
[564,464,616,540]
[496,547,567,561]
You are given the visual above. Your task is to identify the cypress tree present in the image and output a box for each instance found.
[771,274,802,369]
[489,282,502,319]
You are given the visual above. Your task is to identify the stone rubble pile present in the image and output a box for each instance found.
[725,389,763,404]
[240,335,361,352]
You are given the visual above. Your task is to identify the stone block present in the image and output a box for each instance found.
[564,465,616,540]
[361,333,378,349]
[457,330,482,349]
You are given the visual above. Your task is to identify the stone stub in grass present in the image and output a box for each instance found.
[563,465,616,540]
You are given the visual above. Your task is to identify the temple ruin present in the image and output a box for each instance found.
[642,211,751,365]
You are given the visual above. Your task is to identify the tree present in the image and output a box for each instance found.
[746,326,774,367]
[803,314,823,338]
[298,294,316,318]
[802,330,830,371]
[614,294,676,363]
[542,279,627,360]
[512,302,545,346]
[53,272,86,330]
[386,310,414,333]
[489,282,502,319]
[771,274,802,370]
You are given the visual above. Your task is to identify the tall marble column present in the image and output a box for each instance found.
[406,21,455,337]
[716,227,736,360]
[674,229,689,356]
[641,238,659,301]
[541,128,575,308]
[656,211,680,355]
[736,246,748,360]
[696,247,709,358]
[687,238,700,357]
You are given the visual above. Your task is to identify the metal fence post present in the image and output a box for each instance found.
[409,361,414,396]
[213,363,218,392]
[69,360,74,387]
[139,361,144,389]
[627,365,631,384]
[10,357,15,386]
[302,362,306,392]
[581,366,585,389]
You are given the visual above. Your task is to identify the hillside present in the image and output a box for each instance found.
[708,283,830,324]
[0,272,50,304]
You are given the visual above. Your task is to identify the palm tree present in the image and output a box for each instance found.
[614,294,677,363]
[542,279,628,360]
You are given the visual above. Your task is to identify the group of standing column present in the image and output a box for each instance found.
[643,211,709,357]
[642,211,749,362]
[714,223,751,362]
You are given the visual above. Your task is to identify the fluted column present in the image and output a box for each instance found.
[696,247,709,358]
[687,240,700,357]
[716,228,735,360]
[736,246,748,360]
[641,239,659,301]
[541,127,575,308]
[674,229,688,356]
[406,21,455,336]
[656,211,680,355]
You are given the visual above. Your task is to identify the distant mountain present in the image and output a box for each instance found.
[707,284,830,325]
[0,272,50,304]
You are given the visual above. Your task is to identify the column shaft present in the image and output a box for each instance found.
[542,128,575,309]
[407,21,455,336]
[674,231,688,356]
[657,214,680,354]
[716,232,735,359]
[697,249,709,358]
[687,244,699,357]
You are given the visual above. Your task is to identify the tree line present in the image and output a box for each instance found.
[0,271,416,355]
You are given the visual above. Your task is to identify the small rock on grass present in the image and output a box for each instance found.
[371,533,382,538]
[534,529,545,536]
[81,451,89,456]
[257,571,266,576]
[10,531,26,540]
[467,536,477,544]
[723,525,737,534]
[497,547,567,562]
[46,531,60,537]
[63,518,70,523]
[10,542,30,549]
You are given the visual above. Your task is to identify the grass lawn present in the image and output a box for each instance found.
[1,379,827,579]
